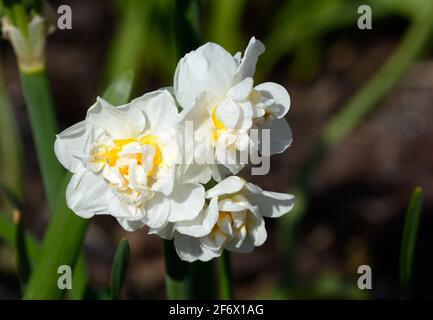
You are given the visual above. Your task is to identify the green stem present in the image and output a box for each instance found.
[218,251,233,300]
[190,260,216,299]
[20,69,63,212]
[279,1,433,290]
[163,0,218,301]
[164,240,191,299]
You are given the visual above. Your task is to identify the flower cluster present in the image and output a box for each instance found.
[55,37,294,262]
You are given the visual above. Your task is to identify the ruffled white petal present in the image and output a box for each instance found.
[205,176,246,199]
[228,77,254,101]
[149,222,175,240]
[167,183,205,222]
[215,98,241,129]
[234,37,265,83]
[117,218,146,232]
[245,186,294,218]
[174,233,220,262]
[87,97,139,139]
[128,89,178,131]
[177,164,212,184]
[175,197,219,237]
[66,169,113,218]
[174,42,237,110]
[255,82,290,118]
[54,120,88,173]
[261,117,293,155]
[144,193,170,228]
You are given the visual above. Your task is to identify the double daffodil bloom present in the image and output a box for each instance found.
[55,89,204,231]
[151,176,294,262]
[174,37,293,181]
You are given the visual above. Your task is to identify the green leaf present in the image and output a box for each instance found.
[13,209,31,287]
[110,238,130,300]
[0,211,40,262]
[102,69,135,106]
[400,187,423,299]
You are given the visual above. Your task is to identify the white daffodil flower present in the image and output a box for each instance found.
[150,176,294,262]
[174,37,292,182]
[54,89,205,231]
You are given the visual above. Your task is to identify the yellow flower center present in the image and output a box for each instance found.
[91,135,162,176]
[211,106,227,141]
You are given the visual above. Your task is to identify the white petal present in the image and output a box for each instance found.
[174,233,220,262]
[261,118,293,155]
[234,37,265,83]
[249,214,267,246]
[255,82,290,118]
[54,121,88,173]
[66,169,113,218]
[215,98,241,129]
[218,198,247,212]
[168,183,205,222]
[176,197,219,237]
[205,176,246,199]
[177,163,212,184]
[108,196,146,220]
[149,222,175,240]
[128,89,178,131]
[87,98,138,139]
[117,218,146,232]
[246,186,294,218]
[228,77,254,101]
[174,42,237,110]
[151,166,175,196]
[144,193,170,228]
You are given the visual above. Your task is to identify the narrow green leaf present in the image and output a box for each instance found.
[400,187,423,299]
[0,180,23,212]
[102,69,135,106]
[110,238,130,300]
[0,210,40,262]
[13,209,31,286]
